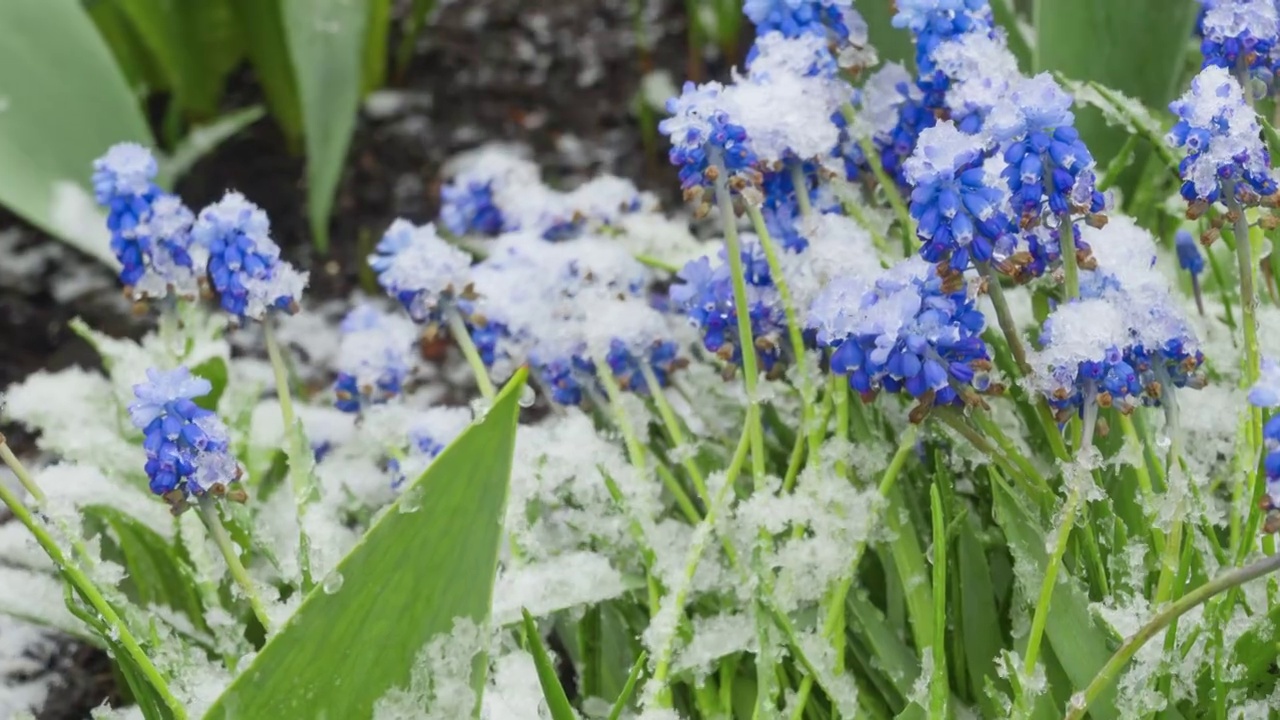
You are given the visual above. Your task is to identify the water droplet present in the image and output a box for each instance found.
[1156,434,1172,450]
[322,570,344,594]
[398,486,424,514]
[518,384,536,408]
[470,397,492,422]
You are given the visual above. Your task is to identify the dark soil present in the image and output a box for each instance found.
[0,1,727,717]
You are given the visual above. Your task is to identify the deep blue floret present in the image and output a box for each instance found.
[1176,229,1206,275]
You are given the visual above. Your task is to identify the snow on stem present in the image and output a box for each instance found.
[197,496,273,633]
[262,319,316,592]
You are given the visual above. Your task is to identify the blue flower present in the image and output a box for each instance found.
[892,0,995,110]
[660,81,759,193]
[1176,229,1206,275]
[1263,414,1280,509]
[128,367,241,509]
[807,256,990,405]
[1168,65,1277,204]
[192,192,308,321]
[333,304,418,413]
[670,243,787,372]
[369,219,473,324]
[992,74,1105,221]
[1035,299,1144,414]
[387,408,471,489]
[440,179,504,236]
[92,144,202,296]
[904,121,1012,270]
[857,63,936,188]
[1199,0,1279,73]
[743,0,875,67]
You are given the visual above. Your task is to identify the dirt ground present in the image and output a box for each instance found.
[0,0,737,715]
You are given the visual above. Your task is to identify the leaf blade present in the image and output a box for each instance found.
[521,609,578,720]
[201,369,528,719]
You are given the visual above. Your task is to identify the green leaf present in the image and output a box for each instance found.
[990,476,1120,720]
[394,0,438,81]
[156,105,266,187]
[606,651,647,720]
[84,505,207,631]
[0,0,153,266]
[226,0,303,148]
[521,610,577,720]
[188,358,229,413]
[1034,0,1197,191]
[955,511,1005,716]
[362,0,392,94]
[1056,76,1180,176]
[858,1,914,68]
[282,0,370,253]
[202,369,527,719]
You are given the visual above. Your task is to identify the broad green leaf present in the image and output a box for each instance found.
[156,105,267,188]
[202,369,527,719]
[991,478,1120,720]
[226,0,303,149]
[1034,0,1197,192]
[521,610,577,720]
[85,0,157,91]
[282,0,370,253]
[0,0,153,267]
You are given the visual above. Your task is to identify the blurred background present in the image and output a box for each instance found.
[0,0,1204,714]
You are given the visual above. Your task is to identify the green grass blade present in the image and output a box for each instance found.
[521,609,577,720]
[0,0,154,267]
[156,106,266,187]
[928,485,948,719]
[606,651,647,720]
[955,511,1005,716]
[226,0,302,149]
[282,0,369,253]
[394,0,438,82]
[201,369,528,719]
[991,476,1120,720]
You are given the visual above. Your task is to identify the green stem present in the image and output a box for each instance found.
[1024,396,1097,686]
[978,262,1032,375]
[1117,413,1167,554]
[1064,551,1280,720]
[843,105,914,251]
[638,363,709,503]
[710,150,767,482]
[197,497,273,633]
[446,308,496,400]
[0,438,186,717]
[262,320,315,592]
[648,422,752,706]
[790,163,814,218]
[745,203,821,461]
[597,365,700,525]
[0,442,46,504]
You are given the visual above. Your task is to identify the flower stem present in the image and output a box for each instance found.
[709,151,766,482]
[790,163,814,218]
[1063,551,1280,720]
[977,262,1031,375]
[1023,396,1097,689]
[445,308,496,400]
[0,436,186,717]
[638,363,709,504]
[262,320,315,592]
[197,497,273,633]
[745,203,821,462]
[0,441,46,504]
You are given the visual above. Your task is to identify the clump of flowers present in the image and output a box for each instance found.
[808,256,991,411]
[1198,0,1279,74]
[332,305,420,413]
[128,366,244,513]
[904,121,1011,271]
[370,219,473,326]
[1168,64,1277,207]
[193,192,308,322]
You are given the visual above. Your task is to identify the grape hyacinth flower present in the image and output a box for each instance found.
[742,0,876,69]
[1033,299,1143,417]
[892,0,996,110]
[192,192,308,322]
[333,304,419,413]
[988,74,1106,223]
[660,81,758,200]
[670,242,788,374]
[856,62,936,188]
[928,31,1022,137]
[904,121,1012,271]
[128,367,243,513]
[92,143,203,299]
[1249,357,1280,407]
[1249,359,1280,520]
[1168,65,1277,206]
[807,256,991,410]
[1199,0,1279,74]
[370,219,473,325]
